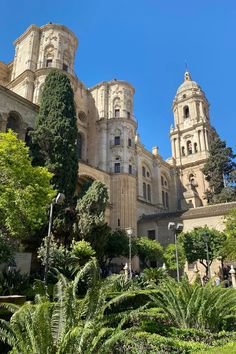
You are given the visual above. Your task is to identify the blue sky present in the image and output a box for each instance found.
[1,0,236,159]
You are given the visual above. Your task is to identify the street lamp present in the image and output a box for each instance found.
[44,192,65,285]
[203,231,211,279]
[168,222,183,282]
[125,227,133,279]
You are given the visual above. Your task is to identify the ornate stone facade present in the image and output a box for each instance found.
[0,23,230,243]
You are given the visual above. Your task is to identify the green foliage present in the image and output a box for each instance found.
[163,243,186,270]
[136,237,163,268]
[37,235,70,269]
[0,131,55,239]
[32,70,78,203]
[113,331,207,353]
[71,240,95,266]
[225,208,236,238]
[104,229,135,264]
[0,234,15,264]
[179,227,226,273]
[142,267,168,285]
[76,180,109,238]
[221,209,236,261]
[151,277,236,332]
[202,135,236,203]
[0,259,152,353]
[0,268,30,296]
[194,341,236,354]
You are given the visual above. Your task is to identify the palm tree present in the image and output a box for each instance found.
[151,276,236,332]
[0,259,149,353]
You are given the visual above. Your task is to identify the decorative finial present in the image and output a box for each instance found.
[184,61,191,81]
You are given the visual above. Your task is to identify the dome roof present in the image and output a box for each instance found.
[176,71,202,94]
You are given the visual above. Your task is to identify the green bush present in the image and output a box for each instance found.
[113,331,208,354]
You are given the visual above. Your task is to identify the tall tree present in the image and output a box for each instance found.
[76,181,109,239]
[202,135,236,203]
[179,227,226,276]
[0,131,55,239]
[135,237,163,268]
[31,70,78,241]
[32,70,78,202]
[221,208,236,261]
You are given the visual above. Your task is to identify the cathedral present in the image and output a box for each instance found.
[0,23,235,250]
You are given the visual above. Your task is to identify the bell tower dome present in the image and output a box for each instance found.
[170,71,215,208]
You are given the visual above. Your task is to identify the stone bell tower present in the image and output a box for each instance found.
[170,71,215,208]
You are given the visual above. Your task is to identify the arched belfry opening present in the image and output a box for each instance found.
[183,106,190,119]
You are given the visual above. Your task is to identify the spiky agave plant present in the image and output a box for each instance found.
[151,276,236,332]
[0,259,151,354]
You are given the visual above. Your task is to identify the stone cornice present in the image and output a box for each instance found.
[14,25,40,45]
[0,84,39,111]
[138,201,236,223]
[170,120,212,136]
[89,79,135,93]
[14,24,78,49]
[7,70,35,89]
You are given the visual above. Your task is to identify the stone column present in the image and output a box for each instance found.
[198,130,201,151]
[204,128,209,150]
[200,129,205,151]
[171,138,176,159]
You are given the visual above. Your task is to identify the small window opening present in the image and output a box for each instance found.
[114,163,120,173]
[129,165,132,175]
[115,109,120,118]
[63,63,68,71]
[183,106,190,118]
[46,59,52,67]
[118,219,120,227]
[114,136,120,145]
[128,138,132,147]
[187,140,192,155]
[127,111,131,118]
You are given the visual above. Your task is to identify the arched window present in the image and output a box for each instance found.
[161,176,164,186]
[194,142,198,153]
[6,112,21,134]
[44,45,54,68]
[183,106,190,118]
[143,182,147,199]
[187,140,192,155]
[165,192,169,209]
[113,97,121,118]
[162,190,165,206]
[147,184,151,202]
[182,146,185,156]
[142,166,146,177]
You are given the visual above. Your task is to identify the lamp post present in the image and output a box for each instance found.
[168,222,183,282]
[125,227,133,279]
[203,231,211,279]
[44,192,65,285]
